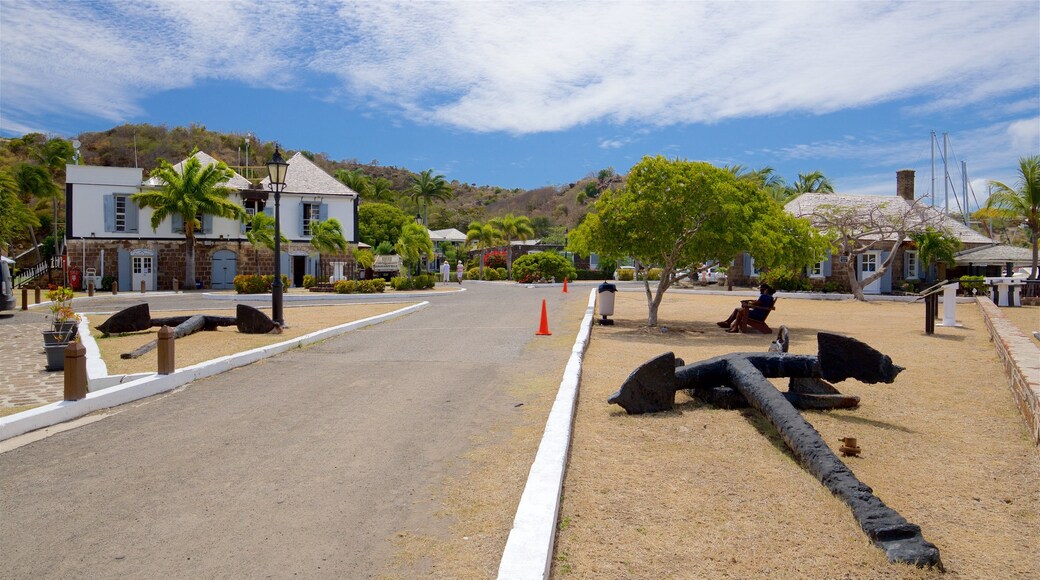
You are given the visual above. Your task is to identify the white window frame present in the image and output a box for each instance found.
[303,202,320,236]
[809,260,825,278]
[749,256,761,277]
[114,195,128,232]
[905,250,919,280]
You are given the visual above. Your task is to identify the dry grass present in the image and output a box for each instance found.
[554,292,1039,578]
[90,303,415,376]
[1000,304,1039,340]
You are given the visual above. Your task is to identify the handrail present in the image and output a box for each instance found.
[914,280,950,300]
[14,256,62,288]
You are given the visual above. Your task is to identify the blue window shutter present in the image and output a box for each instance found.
[298,202,306,236]
[104,195,115,232]
[823,251,832,276]
[172,214,184,234]
[318,203,328,221]
[126,201,139,233]
[202,214,213,235]
[903,251,910,278]
[280,252,290,284]
[118,249,130,291]
[742,253,752,275]
[240,217,247,234]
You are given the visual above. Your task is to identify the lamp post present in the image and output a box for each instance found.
[267,147,289,327]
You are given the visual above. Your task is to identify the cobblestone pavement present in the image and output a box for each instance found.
[0,310,64,409]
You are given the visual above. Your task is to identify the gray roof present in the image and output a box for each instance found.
[428,228,467,243]
[260,152,357,197]
[142,151,251,189]
[953,243,1035,265]
[785,193,993,245]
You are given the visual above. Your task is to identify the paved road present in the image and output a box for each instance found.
[0,283,588,578]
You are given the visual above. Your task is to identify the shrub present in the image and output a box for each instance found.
[390,274,436,290]
[100,275,115,291]
[761,266,811,292]
[512,252,577,283]
[496,267,507,279]
[616,269,634,281]
[483,267,502,281]
[647,268,662,281]
[235,274,291,294]
[484,251,507,269]
[465,267,480,280]
[959,275,985,296]
[303,274,317,289]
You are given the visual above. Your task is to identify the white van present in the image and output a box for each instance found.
[1,256,15,312]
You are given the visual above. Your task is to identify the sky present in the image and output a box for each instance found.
[1,0,1038,211]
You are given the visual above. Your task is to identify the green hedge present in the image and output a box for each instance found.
[334,278,386,294]
[390,274,436,290]
[234,274,291,294]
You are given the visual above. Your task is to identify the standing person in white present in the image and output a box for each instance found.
[441,260,451,283]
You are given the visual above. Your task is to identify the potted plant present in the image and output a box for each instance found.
[46,286,78,334]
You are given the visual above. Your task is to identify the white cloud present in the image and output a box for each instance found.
[598,138,626,150]
[2,0,1037,138]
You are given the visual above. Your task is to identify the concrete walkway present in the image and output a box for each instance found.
[0,283,585,578]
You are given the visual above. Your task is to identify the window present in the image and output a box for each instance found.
[861,253,877,274]
[105,194,138,233]
[244,201,259,232]
[905,250,919,279]
[114,196,127,231]
[589,253,599,270]
[749,256,761,277]
[302,202,320,236]
[809,260,824,277]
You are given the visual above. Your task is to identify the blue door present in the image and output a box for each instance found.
[211,250,237,290]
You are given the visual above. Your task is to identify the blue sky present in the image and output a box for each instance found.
[2,0,1038,210]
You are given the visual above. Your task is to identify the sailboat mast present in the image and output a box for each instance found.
[962,161,969,226]
[930,131,935,208]
[943,132,949,216]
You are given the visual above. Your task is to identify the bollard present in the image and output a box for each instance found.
[173,278,179,293]
[112,282,118,295]
[63,340,88,401]
[34,287,41,304]
[88,280,95,297]
[21,288,27,310]
[157,325,175,375]
[140,279,146,294]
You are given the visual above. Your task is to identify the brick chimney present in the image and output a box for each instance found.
[896,169,915,201]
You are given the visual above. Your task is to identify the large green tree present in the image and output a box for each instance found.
[244,211,287,274]
[132,151,246,286]
[409,169,453,226]
[395,222,434,277]
[33,139,75,276]
[11,163,59,262]
[489,213,535,279]
[911,226,961,283]
[358,202,410,247]
[569,156,825,326]
[985,155,1040,278]
[465,220,502,280]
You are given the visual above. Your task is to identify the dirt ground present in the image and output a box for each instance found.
[1000,303,1040,340]
[90,303,415,376]
[553,292,1039,579]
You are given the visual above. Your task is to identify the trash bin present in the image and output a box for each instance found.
[598,282,617,325]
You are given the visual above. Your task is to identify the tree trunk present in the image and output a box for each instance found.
[1031,230,1039,279]
[185,235,196,288]
[478,249,485,279]
[846,261,866,302]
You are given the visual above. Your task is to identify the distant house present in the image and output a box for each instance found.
[730,170,994,293]
[65,151,359,291]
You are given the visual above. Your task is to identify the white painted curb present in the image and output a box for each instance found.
[0,302,428,442]
[498,289,597,579]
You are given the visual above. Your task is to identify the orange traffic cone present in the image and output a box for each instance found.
[562,277,568,293]
[536,299,552,335]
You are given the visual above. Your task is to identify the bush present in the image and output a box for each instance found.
[483,268,502,281]
[647,268,662,281]
[484,251,507,269]
[390,274,436,290]
[761,266,811,292]
[334,280,357,294]
[512,252,577,284]
[616,269,634,281]
[303,274,317,289]
[235,274,290,294]
[100,275,115,291]
[496,267,507,279]
[334,278,387,294]
[959,275,985,296]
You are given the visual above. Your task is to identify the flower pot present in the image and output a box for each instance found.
[53,320,78,335]
[44,342,68,371]
[42,329,75,346]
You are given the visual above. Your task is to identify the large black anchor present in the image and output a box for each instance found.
[608,328,943,570]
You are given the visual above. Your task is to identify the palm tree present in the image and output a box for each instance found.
[791,170,835,194]
[409,169,453,226]
[725,165,790,203]
[395,222,434,277]
[986,155,1040,278]
[369,178,397,203]
[465,220,501,280]
[335,169,372,197]
[132,151,246,286]
[11,163,59,264]
[0,170,40,256]
[911,227,961,283]
[33,139,74,279]
[244,211,286,274]
[489,213,535,279]
[310,218,350,279]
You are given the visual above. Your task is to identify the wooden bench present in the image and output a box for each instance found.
[737,298,778,334]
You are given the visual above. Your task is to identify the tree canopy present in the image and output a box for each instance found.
[465,220,502,279]
[409,169,453,226]
[358,202,410,247]
[395,222,434,276]
[569,156,824,326]
[244,211,287,274]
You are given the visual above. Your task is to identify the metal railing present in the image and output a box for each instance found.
[14,256,62,288]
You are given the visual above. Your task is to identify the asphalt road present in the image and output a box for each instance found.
[0,283,588,578]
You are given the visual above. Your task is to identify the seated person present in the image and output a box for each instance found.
[717,283,776,333]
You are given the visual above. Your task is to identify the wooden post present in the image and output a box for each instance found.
[63,341,88,401]
[140,279,146,294]
[157,325,175,375]
[112,282,118,295]
[34,287,41,304]
[21,288,27,310]
[87,280,95,297]
[173,278,179,293]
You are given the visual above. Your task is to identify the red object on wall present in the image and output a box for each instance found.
[69,267,82,290]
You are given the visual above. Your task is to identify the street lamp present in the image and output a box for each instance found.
[267,147,289,327]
